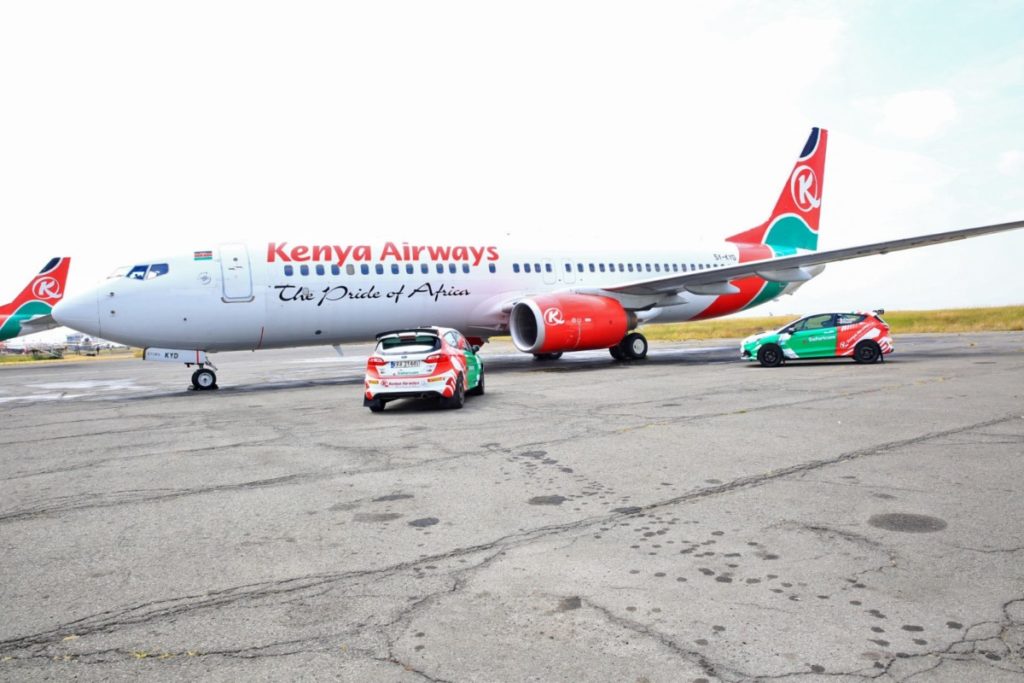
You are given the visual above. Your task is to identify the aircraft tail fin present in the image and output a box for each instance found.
[0,257,71,340]
[726,127,827,251]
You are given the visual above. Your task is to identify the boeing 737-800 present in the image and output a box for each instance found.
[50,128,1024,389]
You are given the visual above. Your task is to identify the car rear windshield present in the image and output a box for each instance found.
[378,335,441,355]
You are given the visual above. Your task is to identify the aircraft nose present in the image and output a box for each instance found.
[53,290,100,336]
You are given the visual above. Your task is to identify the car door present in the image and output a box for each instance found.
[789,314,837,358]
[454,331,481,389]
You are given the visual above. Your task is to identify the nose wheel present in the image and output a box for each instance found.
[191,367,218,390]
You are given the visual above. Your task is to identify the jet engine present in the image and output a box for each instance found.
[509,294,636,354]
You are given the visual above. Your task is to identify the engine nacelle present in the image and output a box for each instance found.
[509,294,635,354]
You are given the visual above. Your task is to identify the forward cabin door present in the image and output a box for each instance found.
[219,243,254,302]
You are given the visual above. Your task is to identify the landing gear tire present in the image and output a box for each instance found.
[609,345,625,361]
[467,367,485,396]
[191,368,218,390]
[533,352,563,361]
[853,341,882,364]
[441,374,466,410]
[619,332,648,360]
[367,397,386,412]
[757,344,784,368]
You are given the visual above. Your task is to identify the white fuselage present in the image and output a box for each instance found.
[53,240,785,352]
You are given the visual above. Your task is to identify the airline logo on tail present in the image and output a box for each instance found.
[791,165,820,212]
[0,257,72,341]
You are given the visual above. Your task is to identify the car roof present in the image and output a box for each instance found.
[375,327,449,341]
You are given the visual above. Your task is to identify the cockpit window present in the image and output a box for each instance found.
[145,263,170,279]
[107,266,130,279]
[126,263,170,280]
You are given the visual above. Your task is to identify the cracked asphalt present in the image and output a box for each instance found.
[1,332,1023,682]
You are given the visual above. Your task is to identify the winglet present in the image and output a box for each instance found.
[727,127,828,251]
[0,257,72,341]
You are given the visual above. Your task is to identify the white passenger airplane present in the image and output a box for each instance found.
[52,128,1023,390]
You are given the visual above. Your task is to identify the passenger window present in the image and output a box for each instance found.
[145,263,169,279]
[524,263,531,273]
[513,263,520,273]
[545,263,552,273]
[375,264,384,275]
[599,264,606,272]
[655,264,661,272]
[449,263,457,273]
[436,263,444,274]
[361,264,369,275]
[627,264,634,272]
[391,264,400,274]
[837,314,863,325]
[488,263,496,273]
[422,264,429,274]
[344,264,353,275]
[577,263,584,272]
[463,263,470,273]
[406,264,414,274]
[589,264,595,272]
[284,265,294,277]
[645,264,652,272]
[300,265,310,276]
[127,265,148,280]
[316,264,325,276]
[534,263,541,272]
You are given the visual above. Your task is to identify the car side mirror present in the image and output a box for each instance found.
[471,345,481,353]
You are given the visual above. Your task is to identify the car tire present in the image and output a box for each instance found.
[467,367,485,396]
[609,345,625,361]
[853,341,881,364]
[533,352,563,361]
[757,344,784,368]
[442,374,466,409]
[367,397,385,412]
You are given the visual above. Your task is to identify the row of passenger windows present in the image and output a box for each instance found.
[283,262,499,277]
[512,261,723,274]
[281,260,726,277]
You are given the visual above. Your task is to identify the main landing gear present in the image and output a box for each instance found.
[188,363,219,391]
[609,332,648,361]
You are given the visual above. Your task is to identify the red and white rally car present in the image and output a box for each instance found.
[363,327,485,412]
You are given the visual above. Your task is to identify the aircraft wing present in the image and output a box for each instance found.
[605,219,1024,297]
[15,313,60,337]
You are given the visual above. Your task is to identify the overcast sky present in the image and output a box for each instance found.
[1,1,1022,334]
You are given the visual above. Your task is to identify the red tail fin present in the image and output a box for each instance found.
[727,127,827,251]
[0,257,71,315]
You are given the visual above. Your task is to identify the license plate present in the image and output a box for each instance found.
[392,360,419,368]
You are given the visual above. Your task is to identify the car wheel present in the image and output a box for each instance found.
[367,397,385,412]
[442,374,466,409]
[853,341,881,364]
[533,352,563,361]
[609,345,625,361]
[467,367,485,396]
[757,344,784,368]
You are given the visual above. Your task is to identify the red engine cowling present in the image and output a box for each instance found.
[509,294,634,354]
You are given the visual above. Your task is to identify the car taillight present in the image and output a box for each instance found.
[367,356,386,366]
[424,354,444,364]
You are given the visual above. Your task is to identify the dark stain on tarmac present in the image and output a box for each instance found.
[373,493,414,502]
[557,596,582,611]
[408,517,439,527]
[353,512,403,522]
[529,495,567,506]
[868,513,947,533]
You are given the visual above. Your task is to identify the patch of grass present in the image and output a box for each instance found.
[0,353,62,364]
[642,306,1024,341]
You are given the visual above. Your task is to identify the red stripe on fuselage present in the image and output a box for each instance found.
[691,244,772,321]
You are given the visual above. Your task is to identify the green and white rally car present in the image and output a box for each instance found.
[741,311,893,367]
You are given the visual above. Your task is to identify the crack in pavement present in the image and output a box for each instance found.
[3,413,1021,671]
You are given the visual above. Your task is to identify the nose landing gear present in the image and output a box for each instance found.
[190,367,218,390]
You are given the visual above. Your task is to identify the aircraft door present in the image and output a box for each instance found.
[219,243,254,302]
[541,259,557,285]
[561,259,576,284]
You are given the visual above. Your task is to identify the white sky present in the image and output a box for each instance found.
[1,1,1022,334]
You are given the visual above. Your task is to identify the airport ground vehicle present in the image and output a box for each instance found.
[740,310,893,367]
[363,327,484,411]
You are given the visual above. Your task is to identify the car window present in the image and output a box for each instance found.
[836,314,865,326]
[795,314,834,330]
[378,335,441,355]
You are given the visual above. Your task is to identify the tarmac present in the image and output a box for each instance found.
[1,332,1023,682]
